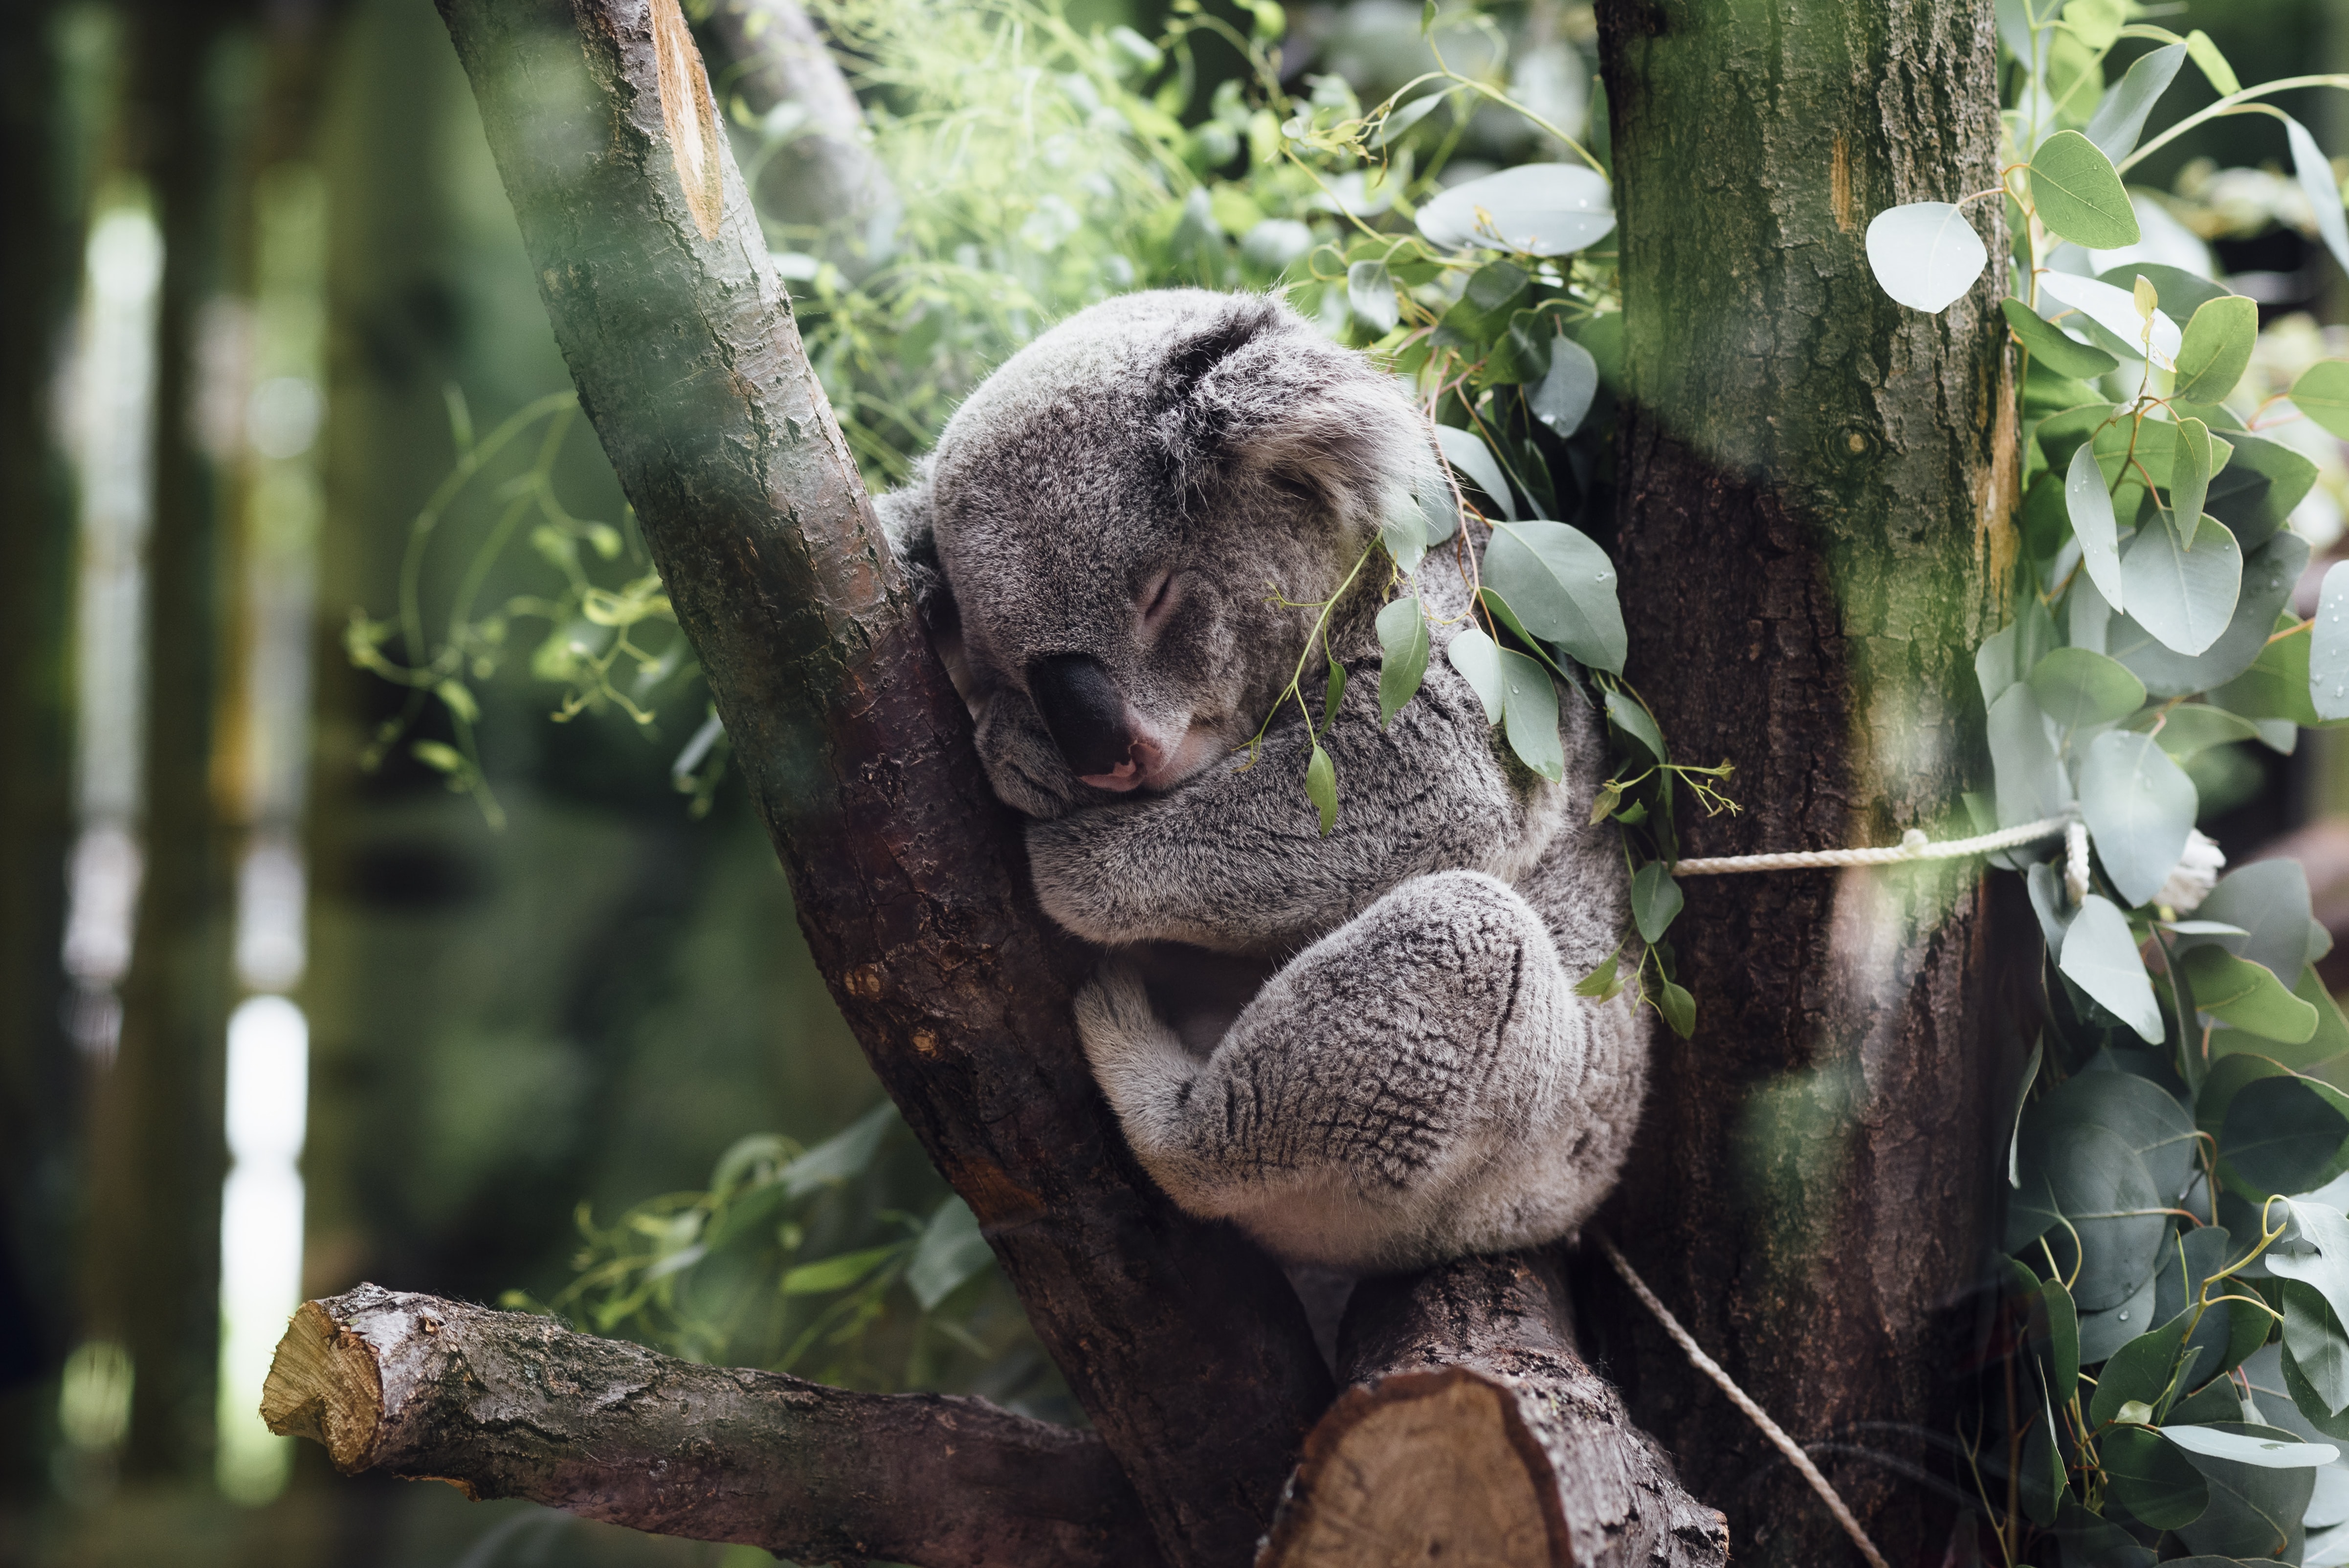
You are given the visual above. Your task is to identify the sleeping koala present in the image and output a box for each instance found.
[879,288,1647,1273]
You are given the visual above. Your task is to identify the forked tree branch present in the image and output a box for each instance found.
[261,1285,1161,1568]
[426,2,1328,1563]
[280,9,1723,1568]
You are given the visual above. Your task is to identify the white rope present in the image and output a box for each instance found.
[1596,1234,1891,1568]
[1671,814,2074,877]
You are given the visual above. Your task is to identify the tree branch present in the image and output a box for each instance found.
[260,1284,1159,1568]
[1261,1253,1728,1568]
[427,4,1330,1563]
[703,0,899,273]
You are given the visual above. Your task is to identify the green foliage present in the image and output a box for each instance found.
[1870,15,2349,1562]
[507,1103,1063,1405]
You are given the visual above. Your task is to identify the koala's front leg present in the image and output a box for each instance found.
[1030,661,1551,953]
[1075,869,1645,1273]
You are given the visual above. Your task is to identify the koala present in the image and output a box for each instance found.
[878,288,1648,1274]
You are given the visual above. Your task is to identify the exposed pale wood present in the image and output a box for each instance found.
[263,1284,1162,1568]
[1261,1254,1729,1568]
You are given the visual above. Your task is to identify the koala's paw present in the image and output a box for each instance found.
[1072,961,1191,1107]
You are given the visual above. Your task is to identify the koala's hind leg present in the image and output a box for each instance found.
[1075,869,1614,1272]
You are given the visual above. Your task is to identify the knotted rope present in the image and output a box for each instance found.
[1671,814,2074,876]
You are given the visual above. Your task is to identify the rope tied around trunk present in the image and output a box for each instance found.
[1596,1235,1891,1568]
[1671,813,2074,876]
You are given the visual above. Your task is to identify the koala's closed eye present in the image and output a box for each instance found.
[1138,569,1180,629]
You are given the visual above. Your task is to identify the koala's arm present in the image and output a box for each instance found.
[1027,652,1569,954]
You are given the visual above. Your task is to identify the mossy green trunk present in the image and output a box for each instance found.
[1595,3,2016,1562]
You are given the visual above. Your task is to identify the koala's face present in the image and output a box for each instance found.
[925,291,1419,820]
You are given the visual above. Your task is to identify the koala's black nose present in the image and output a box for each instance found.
[1029,653,1132,777]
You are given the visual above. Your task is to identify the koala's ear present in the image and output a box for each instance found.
[1155,297,1429,536]
[875,466,956,634]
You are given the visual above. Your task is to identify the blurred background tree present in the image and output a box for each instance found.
[1,0,2346,1564]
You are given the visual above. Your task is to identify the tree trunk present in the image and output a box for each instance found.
[1592,3,2013,1564]
[85,0,240,1479]
[1262,1253,1729,1568]
[261,1284,1160,1568]
[430,2,1329,1560]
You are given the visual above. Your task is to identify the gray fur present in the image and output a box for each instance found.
[881,288,1647,1273]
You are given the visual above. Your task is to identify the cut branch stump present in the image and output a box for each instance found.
[261,1283,1161,1568]
[1260,1253,1728,1568]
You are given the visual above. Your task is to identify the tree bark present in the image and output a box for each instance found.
[703,0,899,274]
[260,1284,1160,1568]
[1592,2,2014,1564]
[429,2,1330,1561]
[1261,1253,1729,1568]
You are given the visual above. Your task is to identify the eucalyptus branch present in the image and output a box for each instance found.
[2117,73,2349,174]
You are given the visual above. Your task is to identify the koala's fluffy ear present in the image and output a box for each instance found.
[875,464,956,634]
[1153,296,1437,539]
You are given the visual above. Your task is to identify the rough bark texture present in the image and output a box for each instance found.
[430,3,1330,1562]
[704,0,898,274]
[260,1285,1159,1568]
[1262,1254,1729,1568]
[1592,3,2015,1564]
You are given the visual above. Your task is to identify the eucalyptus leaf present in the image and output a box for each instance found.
[2170,417,2216,546]
[1988,684,2076,828]
[1657,980,1695,1039]
[2058,893,2166,1042]
[2187,946,2321,1046]
[1381,491,1429,573]
[1416,163,1616,256]
[2029,646,2147,734]
[2163,1425,2340,1469]
[2113,533,2309,698]
[2283,1279,2349,1417]
[1434,423,1515,520]
[1498,649,1564,782]
[2297,362,2349,442]
[2194,861,2321,982]
[1631,861,1684,944]
[2318,563,2349,723]
[2220,1073,2344,1198]
[779,1101,898,1199]
[907,1197,994,1310]
[2092,1317,2193,1428]
[1347,259,1399,332]
[2095,263,2237,320]
[1305,742,1337,835]
[2204,433,2318,551]
[2083,42,2188,161]
[1863,202,1990,313]
[2079,1267,2163,1363]
[2148,704,2261,761]
[1374,91,1447,147]
[1530,334,1600,438]
[2040,271,2181,368]
[1483,520,1626,673]
[2002,297,2119,380]
[2078,730,2198,907]
[2035,1067,2199,1206]
[2288,115,2349,279]
[2120,510,2241,658]
[1606,688,1665,765]
[2270,1202,2349,1350]
[2067,442,2127,610]
[781,1243,901,1297]
[2185,29,2239,96]
[2102,1423,2212,1530]
[2032,131,2144,251]
[2172,1421,2316,1561]
[2172,295,2260,403]
[1376,596,1430,727]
